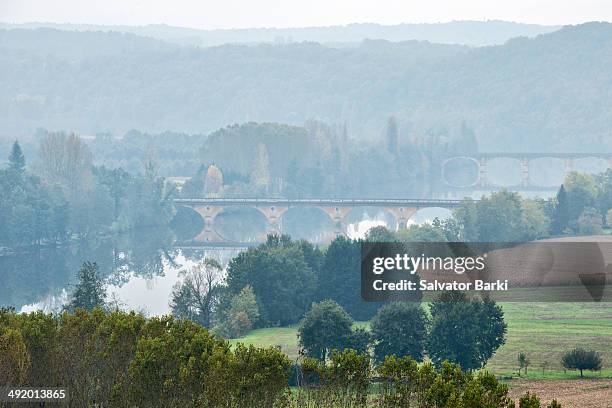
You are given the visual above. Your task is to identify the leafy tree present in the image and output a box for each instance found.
[595,168,612,217]
[180,164,206,197]
[13,311,58,385]
[431,216,462,241]
[171,258,223,328]
[318,236,379,320]
[298,300,354,360]
[346,327,371,356]
[453,122,479,155]
[142,144,160,180]
[427,292,507,371]
[385,116,399,155]
[251,143,271,194]
[120,172,174,231]
[217,285,260,338]
[521,199,550,240]
[39,132,93,199]
[95,166,129,221]
[551,185,570,234]
[226,236,317,326]
[8,141,26,174]
[126,317,230,406]
[365,225,396,242]
[577,207,603,234]
[564,172,598,229]
[561,348,602,377]
[204,164,224,196]
[396,223,448,242]
[518,352,530,376]
[0,328,30,386]
[66,261,107,311]
[475,190,525,241]
[454,199,480,241]
[370,302,428,363]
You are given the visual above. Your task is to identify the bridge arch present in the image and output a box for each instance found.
[282,207,334,243]
[171,205,205,241]
[484,157,523,187]
[214,207,268,242]
[408,207,454,226]
[441,156,480,188]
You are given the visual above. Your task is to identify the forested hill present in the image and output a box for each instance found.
[1,22,611,152]
[0,28,173,60]
[1,20,559,47]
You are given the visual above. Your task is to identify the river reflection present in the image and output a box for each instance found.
[1,227,242,315]
[2,215,443,316]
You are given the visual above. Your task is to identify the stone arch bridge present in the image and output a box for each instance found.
[174,198,464,243]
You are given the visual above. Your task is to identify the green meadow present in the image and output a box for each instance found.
[230,302,612,379]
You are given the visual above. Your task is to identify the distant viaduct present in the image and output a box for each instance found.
[442,152,612,189]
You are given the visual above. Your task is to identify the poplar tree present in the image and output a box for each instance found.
[8,141,25,174]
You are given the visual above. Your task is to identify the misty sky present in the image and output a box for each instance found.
[1,0,611,29]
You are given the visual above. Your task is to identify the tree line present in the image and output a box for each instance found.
[0,135,174,248]
[183,120,476,199]
[366,169,612,243]
[296,293,507,371]
[0,307,559,408]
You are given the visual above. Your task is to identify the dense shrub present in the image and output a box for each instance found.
[296,349,371,407]
[377,356,517,408]
[0,308,291,408]
[293,353,556,408]
[0,308,556,407]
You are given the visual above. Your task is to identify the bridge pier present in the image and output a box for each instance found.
[478,157,488,187]
[564,158,575,175]
[384,207,418,230]
[520,158,530,187]
[318,206,352,237]
[256,205,289,237]
[191,205,225,242]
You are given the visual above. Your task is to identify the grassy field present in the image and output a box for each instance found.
[486,302,612,378]
[230,302,612,379]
